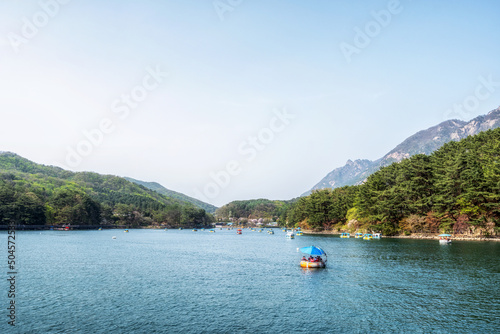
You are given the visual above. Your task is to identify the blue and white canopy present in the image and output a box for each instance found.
[299,246,326,256]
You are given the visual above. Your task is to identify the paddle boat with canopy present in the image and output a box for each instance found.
[439,234,452,244]
[354,232,363,238]
[340,232,350,238]
[299,246,327,268]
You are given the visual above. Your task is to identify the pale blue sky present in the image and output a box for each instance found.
[1,0,499,206]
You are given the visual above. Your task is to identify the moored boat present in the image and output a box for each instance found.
[340,232,350,238]
[373,233,382,239]
[363,233,373,240]
[439,234,452,244]
[354,232,363,238]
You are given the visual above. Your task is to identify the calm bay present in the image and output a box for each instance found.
[1,229,498,333]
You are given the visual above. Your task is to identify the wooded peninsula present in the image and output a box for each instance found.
[216,128,500,238]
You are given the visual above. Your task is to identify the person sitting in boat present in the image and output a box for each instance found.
[316,256,322,262]
[308,256,314,262]
[302,256,307,262]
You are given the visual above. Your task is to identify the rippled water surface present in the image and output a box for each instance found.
[1,229,499,333]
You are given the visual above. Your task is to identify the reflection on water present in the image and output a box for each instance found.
[1,229,498,333]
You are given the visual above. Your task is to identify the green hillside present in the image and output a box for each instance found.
[287,128,500,236]
[306,107,500,195]
[125,177,218,213]
[0,153,213,228]
[215,198,296,224]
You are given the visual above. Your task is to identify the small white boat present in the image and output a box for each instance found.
[439,234,452,244]
[286,232,295,239]
[373,233,382,239]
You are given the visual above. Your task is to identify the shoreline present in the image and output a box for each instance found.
[301,230,500,241]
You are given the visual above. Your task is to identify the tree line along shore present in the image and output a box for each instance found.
[299,230,500,241]
[1,128,499,237]
[217,128,500,238]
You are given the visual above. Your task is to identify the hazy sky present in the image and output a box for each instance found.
[1,0,499,207]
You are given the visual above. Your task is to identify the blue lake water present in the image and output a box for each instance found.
[1,229,499,333]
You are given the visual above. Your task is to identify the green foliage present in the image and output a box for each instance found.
[215,198,291,222]
[285,187,357,231]
[125,177,218,213]
[283,128,500,236]
[0,153,213,227]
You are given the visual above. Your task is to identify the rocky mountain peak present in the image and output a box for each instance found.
[303,106,500,196]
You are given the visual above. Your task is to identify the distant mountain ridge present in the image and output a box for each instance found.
[304,106,500,195]
[125,177,217,213]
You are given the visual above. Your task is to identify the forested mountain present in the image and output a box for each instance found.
[215,198,294,224]
[0,153,213,228]
[288,128,500,236]
[305,107,500,195]
[125,177,217,213]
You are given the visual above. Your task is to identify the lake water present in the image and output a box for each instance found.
[1,229,499,333]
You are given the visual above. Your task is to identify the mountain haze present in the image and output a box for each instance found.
[304,106,500,195]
